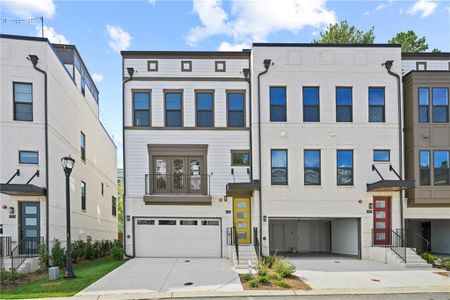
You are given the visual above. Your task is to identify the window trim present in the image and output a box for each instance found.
[271,149,288,186]
[431,87,449,123]
[419,150,431,186]
[132,89,152,127]
[270,86,287,122]
[13,82,33,122]
[164,89,184,127]
[81,181,87,212]
[336,86,353,122]
[418,87,430,123]
[147,60,158,72]
[373,149,391,162]
[215,60,226,72]
[80,131,86,162]
[231,150,250,166]
[337,149,354,186]
[226,90,246,128]
[303,86,320,122]
[181,60,192,72]
[195,90,215,127]
[368,87,386,123]
[304,149,321,186]
[416,62,427,71]
[18,150,39,165]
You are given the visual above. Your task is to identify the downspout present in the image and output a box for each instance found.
[28,54,50,256]
[257,59,272,255]
[242,68,252,180]
[122,65,135,258]
[383,60,404,241]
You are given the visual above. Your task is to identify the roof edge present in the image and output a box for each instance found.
[252,43,401,48]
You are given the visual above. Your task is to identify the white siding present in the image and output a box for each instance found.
[402,59,450,74]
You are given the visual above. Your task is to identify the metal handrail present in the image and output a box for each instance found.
[253,227,260,258]
[372,228,406,263]
[0,236,12,270]
[10,237,44,271]
[233,227,239,265]
[145,173,209,196]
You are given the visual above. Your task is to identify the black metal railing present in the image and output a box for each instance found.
[253,227,260,258]
[145,174,209,196]
[399,229,431,255]
[0,236,12,270]
[226,227,239,265]
[372,228,406,263]
[10,237,44,271]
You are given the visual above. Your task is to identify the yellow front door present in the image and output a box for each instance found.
[233,198,251,244]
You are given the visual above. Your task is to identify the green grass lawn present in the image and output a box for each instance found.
[1,256,125,299]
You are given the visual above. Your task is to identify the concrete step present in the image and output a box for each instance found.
[405,262,433,269]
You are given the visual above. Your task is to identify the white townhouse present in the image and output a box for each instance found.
[0,35,118,264]
[122,51,256,259]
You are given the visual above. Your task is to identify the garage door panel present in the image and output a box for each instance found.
[135,218,221,257]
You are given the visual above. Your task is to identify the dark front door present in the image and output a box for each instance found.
[19,202,40,254]
[421,222,431,251]
[373,197,390,245]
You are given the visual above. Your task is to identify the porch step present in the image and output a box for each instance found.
[231,245,258,268]
[405,262,433,269]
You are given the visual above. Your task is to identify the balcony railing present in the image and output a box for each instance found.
[145,174,209,196]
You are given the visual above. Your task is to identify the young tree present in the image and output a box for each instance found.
[388,31,429,52]
[313,21,375,44]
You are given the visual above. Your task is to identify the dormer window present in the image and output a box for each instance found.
[416,62,427,71]
[181,61,192,72]
[215,61,226,72]
[147,60,158,72]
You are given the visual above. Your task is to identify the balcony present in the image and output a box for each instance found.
[144,174,211,205]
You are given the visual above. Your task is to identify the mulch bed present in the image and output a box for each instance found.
[239,274,311,290]
[0,271,45,289]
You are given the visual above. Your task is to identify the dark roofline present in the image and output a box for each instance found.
[402,52,450,59]
[252,42,401,48]
[0,33,48,42]
[403,69,450,79]
[121,50,250,58]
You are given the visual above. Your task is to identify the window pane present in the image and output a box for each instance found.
[232,152,249,165]
[303,87,319,105]
[420,151,430,168]
[228,111,244,127]
[434,151,449,168]
[432,107,448,123]
[432,88,449,106]
[304,168,320,185]
[197,93,213,110]
[14,83,32,103]
[134,93,149,109]
[418,88,429,105]
[271,168,287,184]
[434,169,449,185]
[420,169,430,185]
[369,88,385,105]
[336,87,352,105]
[337,168,353,185]
[159,220,176,225]
[166,111,182,127]
[337,150,353,167]
[15,103,33,121]
[271,150,287,168]
[374,150,390,162]
[270,106,286,121]
[19,151,38,164]
[165,93,182,109]
[197,111,213,127]
[419,107,429,123]
[369,107,384,122]
[303,106,319,122]
[134,110,150,126]
[228,93,244,110]
[270,87,286,105]
[336,106,352,122]
[304,150,320,168]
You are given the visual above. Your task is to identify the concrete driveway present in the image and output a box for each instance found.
[78,258,242,296]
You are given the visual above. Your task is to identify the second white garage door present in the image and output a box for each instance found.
[135,218,221,257]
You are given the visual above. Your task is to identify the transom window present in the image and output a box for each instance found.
[271,149,288,185]
[270,87,287,122]
[133,91,151,127]
[196,92,214,127]
[112,196,117,216]
[181,60,192,72]
[419,150,430,186]
[418,88,429,123]
[81,181,86,211]
[337,150,353,185]
[303,87,320,122]
[432,88,449,123]
[231,150,249,166]
[147,60,158,71]
[336,87,352,122]
[13,82,33,121]
[304,150,321,185]
[369,87,385,122]
[80,132,86,161]
[215,61,226,72]
[227,92,245,127]
[19,151,38,164]
[373,150,390,162]
[165,92,183,127]
[434,150,449,185]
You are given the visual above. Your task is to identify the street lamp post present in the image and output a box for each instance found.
[61,156,75,278]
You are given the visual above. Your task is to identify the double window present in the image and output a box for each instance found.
[133,91,151,127]
[271,149,288,185]
[303,87,320,122]
[434,150,449,185]
[337,150,353,185]
[369,87,385,122]
[418,88,430,123]
[81,181,86,211]
[419,150,431,185]
[19,151,38,164]
[196,91,214,127]
[227,92,245,127]
[432,88,449,123]
[165,91,183,127]
[80,132,86,161]
[270,87,287,122]
[336,87,352,122]
[13,82,33,121]
[304,150,321,185]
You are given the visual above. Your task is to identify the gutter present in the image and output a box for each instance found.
[383,60,404,240]
[257,59,272,255]
[122,63,135,258]
[28,54,50,255]
[243,68,252,180]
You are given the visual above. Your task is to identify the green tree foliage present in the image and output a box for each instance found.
[313,21,375,44]
[388,30,429,52]
[432,48,441,53]
[117,181,123,235]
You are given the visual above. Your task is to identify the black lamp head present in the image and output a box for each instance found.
[383,60,394,71]
[127,67,135,78]
[263,59,272,70]
[28,55,39,66]
[242,68,250,79]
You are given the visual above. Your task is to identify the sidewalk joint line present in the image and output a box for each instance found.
[159,258,179,293]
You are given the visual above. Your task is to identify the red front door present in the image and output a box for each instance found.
[373,197,390,245]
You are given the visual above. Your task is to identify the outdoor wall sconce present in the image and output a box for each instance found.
[9,207,14,214]
[263,215,267,222]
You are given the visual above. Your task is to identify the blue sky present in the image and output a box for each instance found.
[1,0,449,167]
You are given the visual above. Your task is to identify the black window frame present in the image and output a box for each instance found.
[231,150,250,166]
[373,150,390,162]
[133,90,151,127]
[112,196,117,216]
[181,60,192,72]
[303,87,320,122]
[80,131,86,161]
[81,181,86,211]
[369,87,385,122]
[270,86,287,122]
[337,150,354,186]
[18,150,39,164]
[431,87,449,123]
[147,60,158,71]
[418,87,430,123]
[195,90,214,127]
[304,149,321,186]
[164,90,183,127]
[419,150,431,186]
[433,150,450,186]
[101,183,104,196]
[226,91,245,127]
[13,82,33,122]
[336,87,353,122]
[271,149,288,185]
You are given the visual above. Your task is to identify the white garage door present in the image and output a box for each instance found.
[135,218,221,257]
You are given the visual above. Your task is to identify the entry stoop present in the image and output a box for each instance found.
[232,245,258,269]
[368,247,432,269]
[405,248,433,269]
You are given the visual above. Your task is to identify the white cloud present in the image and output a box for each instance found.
[218,41,250,51]
[92,73,104,83]
[106,25,132,53]
[186,0,336,47]
[1,0,55,18]
[36,25,69,44]
[407,0,437,18]
[148,0,156,4]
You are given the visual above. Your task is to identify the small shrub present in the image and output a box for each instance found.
[440,258,450,270]
[71,240,85,263]
[0,270,26,282]
[275,278,289,288]
[258,274,269,284]
[248,279,259,288]
[38,244,49,273]
[84,241,95,260]
[242,273,253,281]
[273,258,296,278]
[51,239,66,268]
[255,258,268,276]
[262,255,278,268]
[92,241,102,258]
[269,272,283,281]
[421,252,438,264]
[111,245,124,260]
